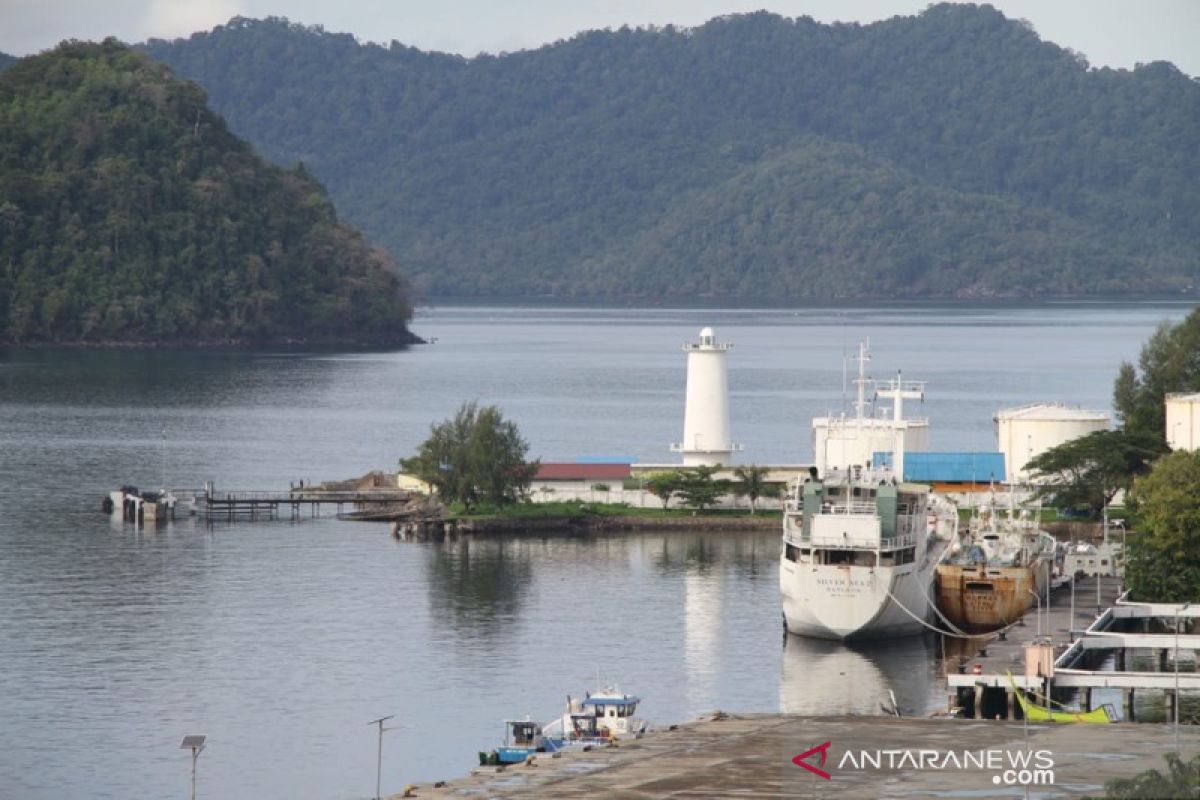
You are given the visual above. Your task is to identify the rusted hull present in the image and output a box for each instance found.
[935,560,1048,633]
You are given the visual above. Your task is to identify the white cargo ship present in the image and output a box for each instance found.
[779,343,955,640]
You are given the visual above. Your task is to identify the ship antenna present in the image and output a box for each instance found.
[840,312,848,414]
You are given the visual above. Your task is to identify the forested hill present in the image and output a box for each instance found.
[0,53,16,71]
[143,5,1199,300]
[0,40,417,345]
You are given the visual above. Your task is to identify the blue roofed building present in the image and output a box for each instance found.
[872,452,1006,489]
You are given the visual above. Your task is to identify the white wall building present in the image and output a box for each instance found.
[995,403,1109,484]
[1166,392,1200,451]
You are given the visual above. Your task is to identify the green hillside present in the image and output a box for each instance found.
[0,40,416,345]
[143,5,1200,299]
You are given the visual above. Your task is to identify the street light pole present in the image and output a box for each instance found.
[1028,588,1041,640]
[179,735,206,800]
[368,715,395,800]
[1176,603,1191,755]
[1069,555,1076,642]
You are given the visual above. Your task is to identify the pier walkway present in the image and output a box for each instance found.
[946,575,1125,691]
[946,575,1200,721]
[186,485,413,522]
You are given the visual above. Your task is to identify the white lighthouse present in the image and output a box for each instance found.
[671,327,741,466]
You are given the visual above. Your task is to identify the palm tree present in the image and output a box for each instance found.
[733,465,770,514]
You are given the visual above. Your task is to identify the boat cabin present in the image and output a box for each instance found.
[581,692,643,736]
[505,719,541,747]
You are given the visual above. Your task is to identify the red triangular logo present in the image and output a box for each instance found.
[792,741,832,780]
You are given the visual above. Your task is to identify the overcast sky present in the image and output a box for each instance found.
[2,0,1198,76]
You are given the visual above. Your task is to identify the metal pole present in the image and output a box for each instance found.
[191,748,198,800]
[1177,604,1190,754]
[368,714,394,800]
[1069,560,1076,642]
[1028,589,1041,640]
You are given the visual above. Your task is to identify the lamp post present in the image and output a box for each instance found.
[1028,588,1042,640]
[1068,542,1078,642]
[179,735,206,800]
[1176,603,1192,755]
[368,715,395,800]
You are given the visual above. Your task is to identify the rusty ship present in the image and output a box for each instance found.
[935,499,1056,633]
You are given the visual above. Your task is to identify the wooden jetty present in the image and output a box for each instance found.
[190,483,414,522]
[106,483,417,524]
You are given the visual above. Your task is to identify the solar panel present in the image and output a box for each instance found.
[180,735,207,750]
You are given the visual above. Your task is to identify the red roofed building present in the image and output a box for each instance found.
[535,463,631,481]
[531,462,631,499]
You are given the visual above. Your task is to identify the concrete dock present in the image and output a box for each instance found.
[396,713,1197,798]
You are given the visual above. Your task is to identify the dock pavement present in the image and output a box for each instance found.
[393,712,1196,799]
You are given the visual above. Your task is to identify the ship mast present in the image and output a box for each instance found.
[853,340,871,423]
[875,371,924,480]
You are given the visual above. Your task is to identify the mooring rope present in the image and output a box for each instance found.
[882,582,989,639]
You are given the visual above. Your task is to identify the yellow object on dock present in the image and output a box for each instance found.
[1007,673,1114,723]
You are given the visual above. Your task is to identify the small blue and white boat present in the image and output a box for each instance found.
[492,718,543,764]
[539,687,646,752]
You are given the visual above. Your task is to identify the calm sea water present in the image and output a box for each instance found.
[0,302,1190,799]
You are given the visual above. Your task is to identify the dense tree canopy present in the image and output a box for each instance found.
[1125,450,1200,603]
[1114,306,1200,439]
[0,40,416,345]
[143,6,1200,300]
[1026,429,1166,519]
[401,402,538,511]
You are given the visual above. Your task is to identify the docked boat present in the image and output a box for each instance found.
[1008,673,1115,723]
[539,687,646,752]
[781,466,956,639]
[780,342,955,641]
[487,718,544,764]
[481,687,645,765]
[935,499,1056,633]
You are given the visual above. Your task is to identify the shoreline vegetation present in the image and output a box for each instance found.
[0,330,425,349]
[347,499,781,534]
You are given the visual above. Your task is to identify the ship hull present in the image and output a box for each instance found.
[780,558,940,641]
[935,558,1049,633]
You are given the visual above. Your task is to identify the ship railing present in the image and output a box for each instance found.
[808,532,917,550]
[811,533,883,549]
[820,501,877,515]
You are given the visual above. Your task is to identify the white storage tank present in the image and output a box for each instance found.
[996,403,1109,484]
[1166,392,1200,451]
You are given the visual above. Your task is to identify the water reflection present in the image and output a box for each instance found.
[685,569,722,711]
[780,634,936,716]
[423,538,533,638]
[647,531,772,579]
